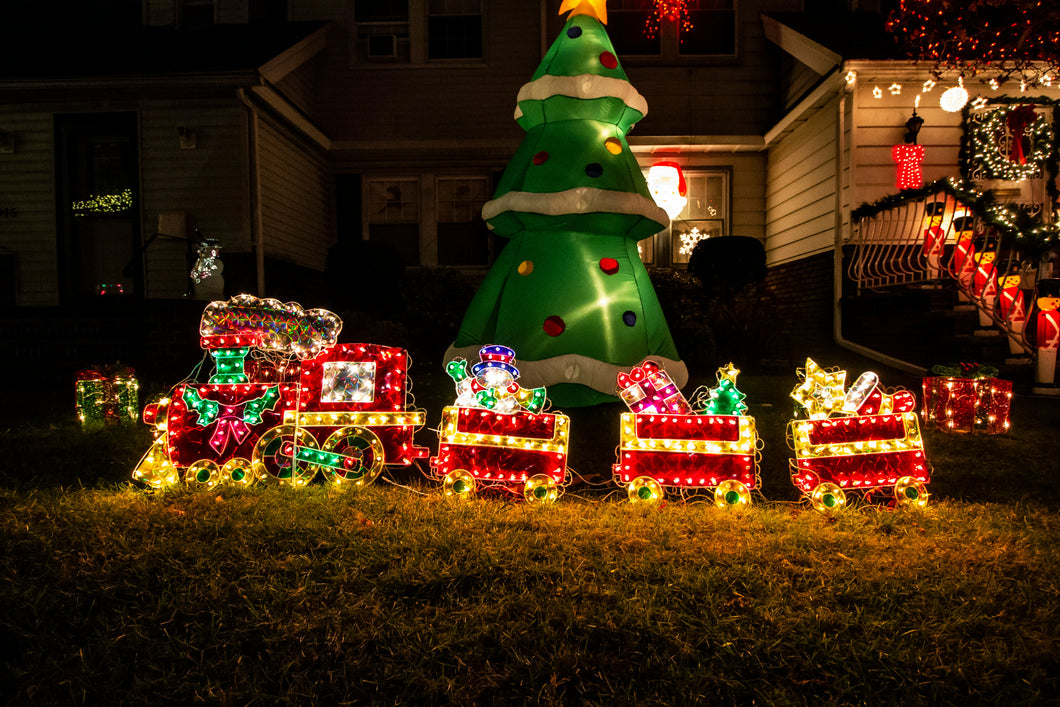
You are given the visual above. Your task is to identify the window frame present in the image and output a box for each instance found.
[350,0,487,67]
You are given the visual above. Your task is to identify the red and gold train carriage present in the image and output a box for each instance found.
[133,295,428,489]
[787,359,930,515]
[612,362,761,506]
[430,345,570,502]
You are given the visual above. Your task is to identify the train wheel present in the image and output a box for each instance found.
[810,482,847,516]
[443,469,476,498]
[321,427,385,488]
[222,457,255,487]
[185,460,223,490]
[524,474,560,504]
[252,425,320,487]
[894,476,929,508]
[628,476,663,504]
[714,480,751,509]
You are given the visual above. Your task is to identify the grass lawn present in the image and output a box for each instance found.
[1,355,1059,704]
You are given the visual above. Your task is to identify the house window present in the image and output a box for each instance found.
[180,0,215,28]
[608,0,736,59]
[354,0,411,61]
[367,178,420,266]
[671,171,729,264]
[428,0,483,60]
[437,177,492,266]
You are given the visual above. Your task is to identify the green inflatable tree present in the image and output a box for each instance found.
[445,0,686,407]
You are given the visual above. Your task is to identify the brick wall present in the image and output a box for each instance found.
[763,252,835,364]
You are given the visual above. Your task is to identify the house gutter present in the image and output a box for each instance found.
[829,66,926,376]
[237,88,267,297]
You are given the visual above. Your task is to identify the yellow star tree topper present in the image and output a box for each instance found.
[791,358,847,419]
[559,0,608,24]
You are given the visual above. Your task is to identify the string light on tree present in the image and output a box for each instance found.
[643,0,692,41]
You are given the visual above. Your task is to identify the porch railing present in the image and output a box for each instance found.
[848,183,1035,357]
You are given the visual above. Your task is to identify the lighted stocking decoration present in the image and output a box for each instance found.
[432,344,570,503]
[997,266,1028,356]
[445,0,684,407]
[1034,279,1060,389]
[788,358,929,515]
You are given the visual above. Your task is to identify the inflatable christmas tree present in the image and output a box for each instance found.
[445,0,686,407]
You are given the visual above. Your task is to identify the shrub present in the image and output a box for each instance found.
[648,268,716,373]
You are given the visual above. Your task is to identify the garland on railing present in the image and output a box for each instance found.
[850,177,1058,257]
[959,96,1060,207]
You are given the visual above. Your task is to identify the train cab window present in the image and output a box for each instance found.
[321,361,377,403]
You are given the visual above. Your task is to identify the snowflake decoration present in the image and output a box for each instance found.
[678,227,709,256]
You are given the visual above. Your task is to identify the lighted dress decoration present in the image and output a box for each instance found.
[445,0,684,407]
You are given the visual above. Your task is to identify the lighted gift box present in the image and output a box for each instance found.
[76,367,139,428]
[921,376,1012,434]
[617,361,692,415]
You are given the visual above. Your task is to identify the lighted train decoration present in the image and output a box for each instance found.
[612,362,761,506]
[787,359,931,515]
[430,346,570,503]
[133,295,428,489]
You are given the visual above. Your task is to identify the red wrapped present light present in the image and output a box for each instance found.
[921,364,1012,435]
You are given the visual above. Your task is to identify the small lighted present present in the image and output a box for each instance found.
[921,363,1012,434]
[76,365,139,428]
[617,360,692,415]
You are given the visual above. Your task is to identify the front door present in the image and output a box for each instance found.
[55,112,142,302]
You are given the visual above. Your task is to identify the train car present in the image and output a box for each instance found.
[612,412,760,506]
[431,345,570,502]
[787,359,930,514]
[133,295,428,489]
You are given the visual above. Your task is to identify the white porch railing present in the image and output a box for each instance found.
[848,187,1035,357]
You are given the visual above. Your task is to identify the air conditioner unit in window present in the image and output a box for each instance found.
[366,34,397,58]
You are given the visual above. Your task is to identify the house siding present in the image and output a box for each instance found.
[0,108,58,306]
[257,114,332,271]
[140,103,250,299]
[765,95,839,266]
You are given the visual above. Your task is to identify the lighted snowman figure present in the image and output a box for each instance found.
[448,345,532,414]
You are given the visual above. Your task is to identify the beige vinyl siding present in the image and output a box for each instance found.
[140,103,250,299]
[274,60,318,120]
[765,97,838,266]
[318,2,539,148]
[0,108,58,306]
[143,0,176,26]
[849,80,964,209]
[257,115,332,270]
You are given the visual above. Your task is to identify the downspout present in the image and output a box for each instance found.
[237,88,267,297]
[831,76,926,375]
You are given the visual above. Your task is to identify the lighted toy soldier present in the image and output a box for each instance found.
[921,198,949,280]
[1033,278,1060,394]
[972,234,998,328]
[951,213,977,301]
[997,263,1028,358]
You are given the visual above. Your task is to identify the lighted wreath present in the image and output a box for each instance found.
[968,104,1054,181]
